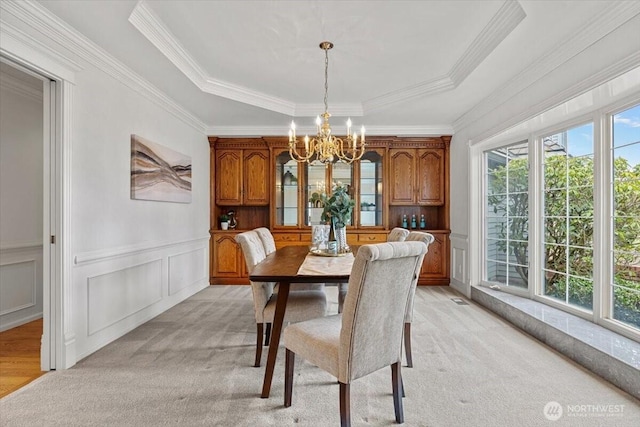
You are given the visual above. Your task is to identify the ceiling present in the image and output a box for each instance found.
[35,0,620,136]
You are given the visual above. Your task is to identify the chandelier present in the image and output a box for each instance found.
[288,41,365,164]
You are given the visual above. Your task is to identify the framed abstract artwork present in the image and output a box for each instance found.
[130,135,192,203]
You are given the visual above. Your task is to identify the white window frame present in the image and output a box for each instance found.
[470,93,640,343]
[483,142,530,291]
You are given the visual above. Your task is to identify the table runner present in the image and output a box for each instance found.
[297,252,355,276]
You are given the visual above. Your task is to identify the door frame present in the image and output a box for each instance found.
[1,38,77,369]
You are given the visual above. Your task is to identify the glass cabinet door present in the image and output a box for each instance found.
[303,160,355,226]
[331,161,354,226]
[305,160,328,226]
[275,151,300,227]
[358,150,384,227]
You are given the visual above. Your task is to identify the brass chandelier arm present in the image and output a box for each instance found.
[288,41,365,165]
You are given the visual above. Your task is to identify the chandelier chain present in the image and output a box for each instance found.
[324,46,329,114]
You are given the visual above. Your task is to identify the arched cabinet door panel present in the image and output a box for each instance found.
[417,149,445,206]
[212,234,242,278]
[389,149,415,205]
[243,150,270,205]
[216,150,242,205]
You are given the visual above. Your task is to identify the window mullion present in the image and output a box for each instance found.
[529,134,541,299]
[592,112,606,323]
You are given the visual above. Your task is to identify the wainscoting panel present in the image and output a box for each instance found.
[168,248,206,296]
[0,244,43,331]
[87,260,163,336]
[450,233,469,297]
[0,260,36,315]
[73,236,209,363]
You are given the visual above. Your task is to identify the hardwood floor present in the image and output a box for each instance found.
[0,319,45,399]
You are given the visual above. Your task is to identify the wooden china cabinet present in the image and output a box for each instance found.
[209,135,450,286]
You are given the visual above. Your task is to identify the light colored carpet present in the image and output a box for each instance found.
[0,285,638,426]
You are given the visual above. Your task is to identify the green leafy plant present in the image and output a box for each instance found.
[487,154,640,325]
[321,182,355,228]
[219,213,229,222]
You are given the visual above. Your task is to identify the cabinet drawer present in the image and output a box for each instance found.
[299,233,312,242]
[273,234,301,242]
[357,233,387,242]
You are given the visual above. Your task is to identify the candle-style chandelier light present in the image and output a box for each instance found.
[288,41,365,164]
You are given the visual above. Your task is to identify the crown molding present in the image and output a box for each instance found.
[0,71,42,102]
[453,1,640,134]
[3,0,206,133]
[129,0,295,116]
[470,52,640,144]
[0,20,82,82]
[365,1,525,114]
[131,0,525,117]
[206,124,453,137]
[449,0,525,85]
[363,75,455,114]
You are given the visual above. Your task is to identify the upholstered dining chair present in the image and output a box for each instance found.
[254,227,325,293]
[336,227,409,314]
[235,230,327,367]
[388,227,410,242]
[403,231,435,367]
[284,241,427,427]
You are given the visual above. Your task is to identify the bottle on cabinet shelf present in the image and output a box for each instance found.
[410,214,417,229]
[401,214,408,229]
[419,214,426,229]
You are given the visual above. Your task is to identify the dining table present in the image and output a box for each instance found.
[249,244,358,398]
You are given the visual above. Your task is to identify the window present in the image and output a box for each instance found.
[611,104,640,329]
[479,101,640,339]
[484,142,529,289]
[542,123,594,311]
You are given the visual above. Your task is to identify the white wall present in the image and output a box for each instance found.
[69,62,210,361]
[0,67,44,331]
[1,2,210,365]
[449,14,640,296]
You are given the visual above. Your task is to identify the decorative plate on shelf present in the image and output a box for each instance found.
[309,249,351,257]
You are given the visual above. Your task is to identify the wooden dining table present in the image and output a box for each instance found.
[249,245,357,398]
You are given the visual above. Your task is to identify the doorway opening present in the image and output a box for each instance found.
[0,57,57,395]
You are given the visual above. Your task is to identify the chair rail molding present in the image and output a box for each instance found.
[74,235,210,265]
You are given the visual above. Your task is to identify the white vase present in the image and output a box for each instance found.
[335,225,348,253]
[221,222,229,230]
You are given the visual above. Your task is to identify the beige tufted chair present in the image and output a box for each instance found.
[254,227,326,293]
[235,230,327,367]
[336,227,410,314]
[284,241,427,427]
[402,231,435,367]
[387,227,410,242]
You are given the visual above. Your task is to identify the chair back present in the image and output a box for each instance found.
[235,230,274,322]
[387,227,410,242]
[403,231,435,321]
[339,241,426,383]
[255,227,277,255]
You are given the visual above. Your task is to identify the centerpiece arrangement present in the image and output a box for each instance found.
[320,182,355,253]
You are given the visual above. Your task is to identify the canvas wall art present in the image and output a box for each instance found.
[131,135,192,203]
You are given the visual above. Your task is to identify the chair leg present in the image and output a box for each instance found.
[284,349,295,407]
[338,284,347,314]
[255,323,263,367]
[404,322,413,368]
[339,382,351,427]
[265,323,272,346]
[391,362,404,424]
